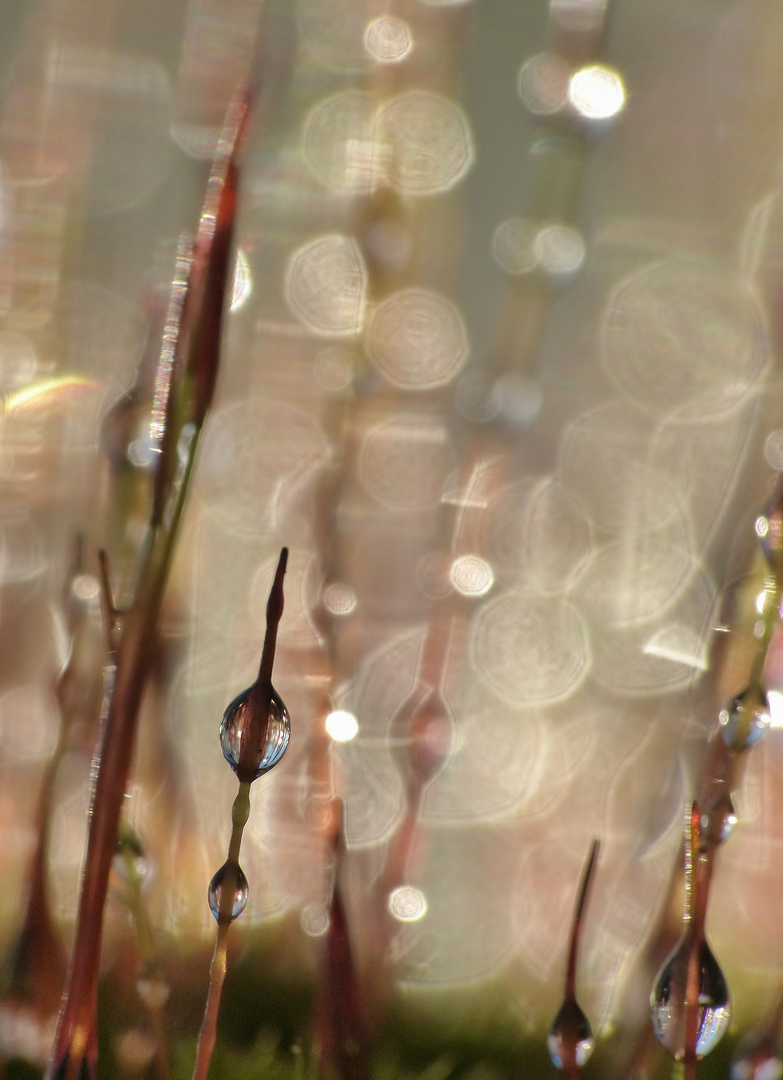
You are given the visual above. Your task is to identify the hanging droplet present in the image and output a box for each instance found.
[756,500,783,566]
[731,1029,783,1080]
[650,937,731,1060]
[547,995,595,1070]
[219,683,290,781]
[720,687,771,752]
[207,860,249,922]
[700,791,738,851]
[113,830,152,887]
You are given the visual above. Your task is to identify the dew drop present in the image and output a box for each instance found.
[219,683,291,780]
[756,500,783,565]
[700,791,738,850]
[650,938,731,1060]
[719,687,771,753]
[547,996,595,1070]
[731,1030,783,1080]
[207,860,249,922]
[113,831,152,887]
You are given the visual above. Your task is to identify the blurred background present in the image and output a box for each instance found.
[1,0,783,1076]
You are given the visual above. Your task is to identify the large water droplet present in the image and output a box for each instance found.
[547,995,595,1070]
[207,860,249,922]
[219,683,290,780]
[720,687,771,753]
[650,938,731,1059]
[731,1030,783,1080]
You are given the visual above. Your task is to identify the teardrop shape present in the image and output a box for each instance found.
[731,1030,783,1080]
[650,937,731,1060]
[207,860,249,922]
[720,687,771,753]
[700,791,738,851]
[219,683,290,780]
[547,995,595,1070]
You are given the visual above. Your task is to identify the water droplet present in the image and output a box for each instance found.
[113,831,152,887]
[731,1030,783,1080]
[720,687,771,752]
[219,683,291,781]
[208,860,249,922]
[650,938,731,1059]
[136,966,170,1008]
[547,996,595,1070]
[700,791,738,850]
[756,499,783,565]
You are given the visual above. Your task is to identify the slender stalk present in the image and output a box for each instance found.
[46,90,250,1080]
[682,804,703,1080]
[565,838,600,1003]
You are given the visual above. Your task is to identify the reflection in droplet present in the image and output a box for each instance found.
[325,709,359,742]
[367,289,468,390]
[303,91,380,192]
[364,16,412,63]
[374,91,474,195]
[219,684,291,780]
[650,939,731,1059]
[547,997,595,1070]
[720,688,771,753]
[518,53,570,116]
[534,224,586,279]
[471,592,590,705]
[359,415,452,510]
[388,885,428,922]
[568,64,625,120]
[700,791,738,849]
[208,860,249,921]
[492,217,538,275]
[323,582,357,616]
[285,235,368,338]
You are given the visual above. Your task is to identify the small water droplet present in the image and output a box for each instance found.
[207,860,249,922]
[113,831,152,887]
[219,683,290,780]
[547,996,595,1070]
[700,791,738,850]
[756,500,783,565]
[136,965,170,1008]
[720,687,771,753]
[731,1030,783,1080]
[650,938,731,1059]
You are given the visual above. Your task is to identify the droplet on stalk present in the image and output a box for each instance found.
[219,684,290,779]
[731,1029,783,1080]
[112,829,152,887]
[547,997,595,1070]
[207,860,249,922]
[699,790,738,850]
[756,494,783,566]
[650,938,731,1059]
[547,839,600,1072]
[720,687,771,752]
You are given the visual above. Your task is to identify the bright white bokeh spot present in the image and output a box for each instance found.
[450,554,494,596]
[322,581,357,615]
[568,64,625,120]
[325,709,359,742]
[230,249,252,311]
[72,572,100,602]
[364,16,413,63]
[534,223,586,277]
[518,53,570,115]
[388,885,428,922]
[285,234,368,337]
